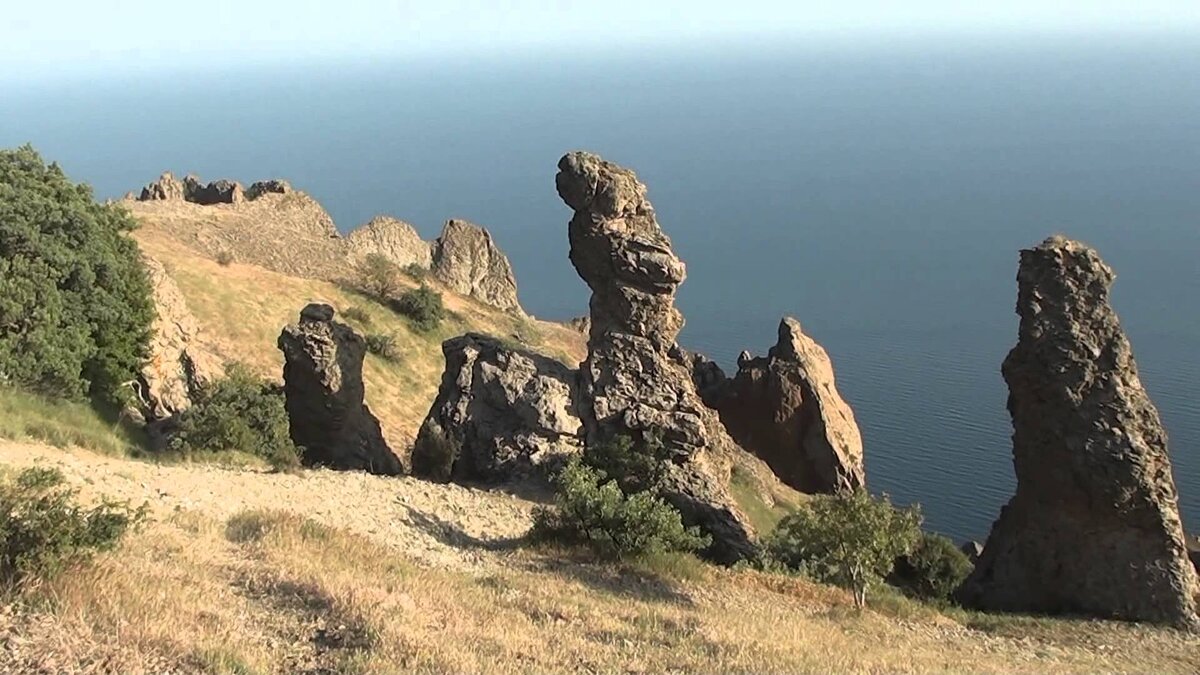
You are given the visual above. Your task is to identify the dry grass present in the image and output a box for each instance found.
[4,507,1197,674]
[131,225,586,451]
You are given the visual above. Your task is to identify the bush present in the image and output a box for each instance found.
[364,332,400,362]
[356,253,400,299]
[402,262,427,280]
[582,432,669,495]
[391,284,445,332]
[215,250,234,266]
[340,305,372,326]
[0,145,154,406]
[531,458,709,557]
[168,364,300,470]
[888,532,973,602]
[765,490,921,607]
[0,467,145,590]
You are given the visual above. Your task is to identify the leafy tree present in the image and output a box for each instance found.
[0,145,153,406]
[390,284,445,332]
[531,457,709,557]
[888,532,973,602]
[169,363,300,470]
[356,253,401,299]
[766,490,921,607]
[582,432,670,494]
[0,467,145,590]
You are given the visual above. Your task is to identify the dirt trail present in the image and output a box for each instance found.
[0,440,535,570]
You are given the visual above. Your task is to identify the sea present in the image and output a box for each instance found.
[4,34,1197,542]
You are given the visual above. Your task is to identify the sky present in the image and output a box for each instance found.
[3,1,1199,83]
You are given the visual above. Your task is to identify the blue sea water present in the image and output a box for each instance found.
[3,35,1197,542]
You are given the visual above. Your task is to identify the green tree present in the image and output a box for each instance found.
[766,490,922,607]
[390,284,445,332]
[0,146,153,405]
[169,364,300,470]
[356,253,401,299]
[888,532,973,602]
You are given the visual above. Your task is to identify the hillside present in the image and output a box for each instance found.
[1,439,1197,674]
[129,208,585,451]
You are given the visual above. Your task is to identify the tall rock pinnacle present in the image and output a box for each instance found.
[958,236,1199,629]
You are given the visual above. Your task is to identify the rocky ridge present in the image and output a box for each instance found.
[127,173,523,312]
[957,237,1200,629]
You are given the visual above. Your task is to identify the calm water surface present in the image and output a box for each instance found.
[4,36,1197,541]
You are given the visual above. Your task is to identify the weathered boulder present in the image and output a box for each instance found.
[134,257,224,445]
[957,237,1199,629]
[138,172,187,201]
[191,179,244,205]
[709,318,865,495]
[431,219,522,313]
[412,333,582,483]
[557,151,757,563]
[346,215,434,270]
[277,304,402,475]
[245,179,291,200]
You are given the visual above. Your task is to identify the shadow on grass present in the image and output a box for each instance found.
[517,548,698,607]
[400,505,529,552]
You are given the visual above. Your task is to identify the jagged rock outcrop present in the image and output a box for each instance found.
[277,304,402,476]
[706,318,865,495]
[346,216,434,270]
[245,179,291,200]
[139,172,188,201]
[412,333,582,482]
[557,151,758,562]
[672,345,727,408]
[190,179,244,205]
[958,237,1200,629]
[134,257,224,445]
[431,219,522,313]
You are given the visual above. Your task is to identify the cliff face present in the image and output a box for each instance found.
[709,318,865,495]
[958,237,1199,629]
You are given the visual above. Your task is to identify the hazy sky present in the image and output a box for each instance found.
[4,1,1199,82]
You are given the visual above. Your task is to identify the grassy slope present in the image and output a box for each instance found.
[4,505,1196,674]
[132,224,586,451]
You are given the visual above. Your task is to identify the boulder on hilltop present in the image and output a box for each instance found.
[277,304,403,476]
[411,333,582,483]
[703,317,866,495]
[345,216,433,270]
[957,237,1200,629]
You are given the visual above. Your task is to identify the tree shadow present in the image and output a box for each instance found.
[514,551,696,607]
[401,505,529,551]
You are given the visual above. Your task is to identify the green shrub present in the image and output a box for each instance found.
[531,458,709,557]
[888,532,973,602]
[0,145,154,406]
[582,433,669,494]
[765,490,921,607]
[340,305,372,326]
[391,284,445,332]
[0,467,145,590]
[168,364,300,470]
[402,262,427,280]
[364,332,400,362]
[215,250,234,266]
[356,253,400,299]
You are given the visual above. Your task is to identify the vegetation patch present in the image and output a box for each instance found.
[0,386,142,456]
[355,253,400,299]
[0,467,144,591]
[168,363,300,471]
[390,284,446,332]
[364,332,401,362]
[888,532,973,602]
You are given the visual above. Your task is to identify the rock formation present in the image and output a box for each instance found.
[707,318,865,495]
[139,172,187,201]
[431,219,522,313]
[277,304,402,476]
[345,216,434,270]
[958,236,1199,629]
[134,257,224,445]
[412,333,582,483]
[245,179,291,200]
[556,151,758,562]
[672,345,727,408]
[190,179,244,205]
